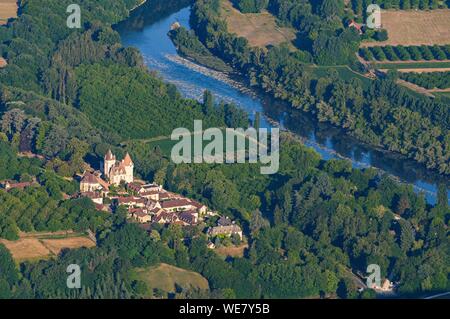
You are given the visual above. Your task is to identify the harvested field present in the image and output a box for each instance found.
[0,238,52,262]
[220,0,296,48]
[362,9,450,47]
[0,231,96,262]
[0,0,18,25]
[41,237,96,255]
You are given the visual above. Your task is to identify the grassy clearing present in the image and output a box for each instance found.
[128,128,260,158]
[362,10,450,47]
[311,66,373,89]
[220,0,296,49]
[131,263,209,296]
[215,243,248,258]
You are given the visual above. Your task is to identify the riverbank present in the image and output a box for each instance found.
[189,0,450,178]
[118,4,449,204]
[169,26,233,73]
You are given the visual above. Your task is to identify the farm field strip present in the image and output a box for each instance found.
[374,62,450,69]
[379,68,450,73]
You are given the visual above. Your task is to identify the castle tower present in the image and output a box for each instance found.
[122,152,134,183]
[103,150,116,179]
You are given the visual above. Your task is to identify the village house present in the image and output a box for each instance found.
[128,182,162,194]
[103,150,134,186]
[116,196,147,208]
[178,210,199,226]
[208,224,243,240]
[217,216,232,227]
[153,211,179,224]
[128,208,152,223]
[80,172,109,193]
[79,192,103,205]
[160,198,198,212]
[348,20,364,35]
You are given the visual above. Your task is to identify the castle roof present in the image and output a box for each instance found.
[123,153,133,166]
[105,149,115,161]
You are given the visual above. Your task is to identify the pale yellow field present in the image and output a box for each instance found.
[41,237,96,255]
[221,0,296,48]
[362,10,450,47]
[0,0,18,25]
[0,232,96,262]
[0,238,53,262]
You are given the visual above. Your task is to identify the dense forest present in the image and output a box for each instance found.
[0,0,448,300]
[189,0,450,175]
[1,133,449,298]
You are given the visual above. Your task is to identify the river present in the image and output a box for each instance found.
[116,1,449,205]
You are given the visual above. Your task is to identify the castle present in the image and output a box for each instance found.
[103,150,134,186]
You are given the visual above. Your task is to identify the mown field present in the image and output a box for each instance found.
[0,0,18,25]
[362,9,450,47]
[0,231,96,262]
[131,263,209,296]
[220,0,296,48]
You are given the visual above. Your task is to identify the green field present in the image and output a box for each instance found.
[311,66,372,89]
[131,263,209,297]
[128,128,259,158]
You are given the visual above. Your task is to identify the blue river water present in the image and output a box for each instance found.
[117,5,449,205]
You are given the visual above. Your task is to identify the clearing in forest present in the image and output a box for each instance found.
[214,243,248,258]
[132,263,209,296]
[362,10,450,47]
[0,0,18,25]
[220,0,296,49]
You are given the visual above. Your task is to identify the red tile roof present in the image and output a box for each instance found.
[105,149,115,161]
[160,198,193,209]
[0,57,7,68]
[81,172,99,184]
